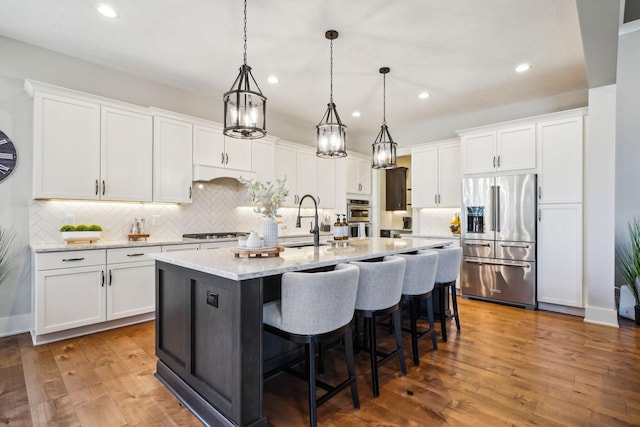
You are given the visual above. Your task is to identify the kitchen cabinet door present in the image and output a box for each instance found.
[153,116,193,203]
[193,124,226,167]
[275,144,298,206]
[497,125,536,172]
[537,203,583,307]
[35,266,106,335]
[438,141,461,207]
[33,92,101,199]
[537,116,583,204]
[100,106,153,202]
[224,137,252,171]
[462,132,495,175]
[386,167,407,210]
[411,145,438,207]
[106,261,156,320]
[252,139,275,183]
[296,149,317,202]
[316,157,336,208]
[346,157,371,195]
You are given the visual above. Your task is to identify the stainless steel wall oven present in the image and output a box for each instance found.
[347,199,371,223]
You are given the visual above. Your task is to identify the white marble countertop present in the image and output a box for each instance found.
[402,234,461,240]
[148,237,453,281]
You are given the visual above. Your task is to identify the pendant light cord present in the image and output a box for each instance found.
[382,72,386,125]
[243,0,248,66]
[329,37,334,104]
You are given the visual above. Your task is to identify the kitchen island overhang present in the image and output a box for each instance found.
[149,237,452,426]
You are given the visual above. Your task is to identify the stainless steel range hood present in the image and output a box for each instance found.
[192,165,256,182]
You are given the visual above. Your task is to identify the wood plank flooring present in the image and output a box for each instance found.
[1,298,638,426]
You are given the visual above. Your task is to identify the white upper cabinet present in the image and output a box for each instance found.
[275,142,320,207]
[32,91,101,199]
[461,124,535,174]
[100,106,153,202]
[29,84,153,201]
[252,138,276,183]
[411,140,461,208]
[347,156,371,195]
[153,115,193,203]
[537,116,583,204]
[275,144,298,206]
[316,157,336,209]
[296,149,317,201]
[193,124,252,172]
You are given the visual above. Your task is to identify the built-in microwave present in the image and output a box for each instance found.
[347,199,370,223]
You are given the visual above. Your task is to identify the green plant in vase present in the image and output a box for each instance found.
[616,217,640,325]
[239,176,289,248]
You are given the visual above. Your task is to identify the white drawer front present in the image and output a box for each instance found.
[36,250,106,270]
[107,246,162,264]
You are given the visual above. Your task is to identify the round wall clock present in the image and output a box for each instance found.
[0,130,17,183]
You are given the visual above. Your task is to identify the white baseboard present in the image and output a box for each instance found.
[0,313,32,338]
[584,306,619,328]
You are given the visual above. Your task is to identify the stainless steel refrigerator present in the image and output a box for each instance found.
[461,174,537,308]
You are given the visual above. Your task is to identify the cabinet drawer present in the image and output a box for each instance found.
[107,246,162,264]
[36,250,106,270]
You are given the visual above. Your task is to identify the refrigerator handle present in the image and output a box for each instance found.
[496,186,501,232]
[490,185,495,231]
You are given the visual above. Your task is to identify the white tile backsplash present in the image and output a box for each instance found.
[30,178,335,244]
[415,207,461,237]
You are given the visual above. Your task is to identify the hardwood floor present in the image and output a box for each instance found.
[1,298,638,426]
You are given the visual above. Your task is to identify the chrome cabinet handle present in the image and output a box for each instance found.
[101,270,105,287]
[434,194,437,204]
[102,180,106,196]
[63,257,85,262]
[497,155,501,168]
[108,270,112,286]
[538,208,541,221]
[225,153,229,165]
[317,196,321,205]
[221,152,225,165]
[189,186,192,199]
[493,156,496,168]
[95,180,99,195]
[126,253,145,257]
[538,186,542,199]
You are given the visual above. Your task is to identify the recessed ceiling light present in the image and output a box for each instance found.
[96,4,118,18]
[267,75,279,84]
[418,92,430,99]
[352,111,361,118]
[515,63,530,73]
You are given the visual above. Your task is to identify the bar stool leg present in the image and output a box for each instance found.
[343,329,360,409]
[426,294,438,350]
[368,316,380,397]
[409,297,419,366]
[451,283,461,331]
[438,284,448,342]
[307,341,317,427]
[392,310,407,375]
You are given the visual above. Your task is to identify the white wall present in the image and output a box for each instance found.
[584,84,618,326]
[615,28,640,284]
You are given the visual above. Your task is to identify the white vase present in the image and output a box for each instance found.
[263,216,278,248]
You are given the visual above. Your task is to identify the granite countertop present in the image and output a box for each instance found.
[148,237,453,281]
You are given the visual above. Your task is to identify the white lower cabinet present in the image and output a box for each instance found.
[537,204,583,307]
[33,246,161,343]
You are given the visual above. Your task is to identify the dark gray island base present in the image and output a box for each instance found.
[150,238,451,426]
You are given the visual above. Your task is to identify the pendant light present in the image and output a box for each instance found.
[223,0,266,139]
[371,67,397,169]
[316,30,347,158]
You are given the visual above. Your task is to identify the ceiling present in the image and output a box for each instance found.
[0,1,588,152]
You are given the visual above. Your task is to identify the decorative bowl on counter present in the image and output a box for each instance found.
[60,231,102,243]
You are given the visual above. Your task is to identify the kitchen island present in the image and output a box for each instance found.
[148,237,451,426]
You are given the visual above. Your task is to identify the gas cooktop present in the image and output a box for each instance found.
[182,232,248,240]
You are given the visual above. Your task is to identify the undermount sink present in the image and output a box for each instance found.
[282,242,329,248]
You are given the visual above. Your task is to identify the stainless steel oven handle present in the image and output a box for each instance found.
[463,241,491,247]
[499,243,530,248]
[465,258,530,268]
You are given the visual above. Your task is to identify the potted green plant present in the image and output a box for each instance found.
[0,225,16,285]
[60,224,103,243]
[238,176,288,248]
[616,218,640,325]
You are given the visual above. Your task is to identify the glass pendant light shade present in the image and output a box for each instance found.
[372,66,397,169]
[372,124,397,169]
[223,65,266,139]
[316,30,347,158]
[317,102,347,158]
[223,0,267,139]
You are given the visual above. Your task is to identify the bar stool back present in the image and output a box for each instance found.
[350,256,407,397]
[263,263,360,427]
[388,250,439,365]
[423,246,462,342]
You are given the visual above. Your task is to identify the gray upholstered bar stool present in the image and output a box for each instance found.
[263,263,360,427]
[423,246,463,342]
[388,250,439,366]
[350,256,407,397]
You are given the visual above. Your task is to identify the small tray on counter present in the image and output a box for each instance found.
[128,234,150,241]
[232,246,284,258]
